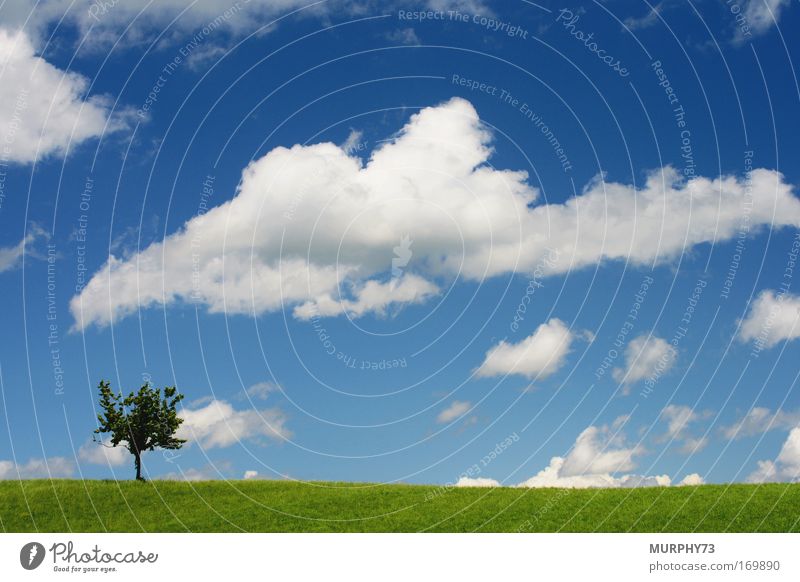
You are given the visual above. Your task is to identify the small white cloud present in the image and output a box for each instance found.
[658,405,709,453]
[739,290,800,349]
[0,456,75,479]
[678,473,705,486]
[455,476,500,487]
[78,438,129,466]
[245,381,281,401]
[243,470,259,480]
[623,1,668,30]
[178,399,291,449]
[341,129,365,154]
[158,465,221,481]
[741,0,791,37]
[385,27,421,45]
[0,227,47,274]
[613,334,676,387]
[477,318,575,380]
[437,400,472,424]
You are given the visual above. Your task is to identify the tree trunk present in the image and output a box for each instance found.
[134,453,143,481]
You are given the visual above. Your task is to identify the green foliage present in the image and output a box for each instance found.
[1,481,800,532]
[94,380,186,480]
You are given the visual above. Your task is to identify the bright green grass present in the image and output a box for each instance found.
[1,480,799,532]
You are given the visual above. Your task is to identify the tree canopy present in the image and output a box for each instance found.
[94,380,186,481]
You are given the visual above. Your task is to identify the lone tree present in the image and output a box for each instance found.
[93,380,186,481]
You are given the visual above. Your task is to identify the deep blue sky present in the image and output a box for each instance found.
[1,0,799,486]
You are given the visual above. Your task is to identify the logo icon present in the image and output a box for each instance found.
[391,235,413,278]
[20,542,45,570]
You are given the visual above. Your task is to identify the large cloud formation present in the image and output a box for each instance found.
[70,97,800,330]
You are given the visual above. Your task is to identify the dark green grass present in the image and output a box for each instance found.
[1,480,799,532]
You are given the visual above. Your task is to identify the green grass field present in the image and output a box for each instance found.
[2,480,799,532]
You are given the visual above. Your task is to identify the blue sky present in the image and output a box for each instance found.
[1,0,799,487]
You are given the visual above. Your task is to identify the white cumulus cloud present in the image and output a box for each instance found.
[613,334,677,388]
[678,473,705,486]
[0,28,128,164]
[517,456,671,489]
[177,398,290,449]
[747,426,800,483]
[78,438,129,466]
[657,404,709,453]
[455,476,500,487]
[559,422,641,477]
[515,420,673,489]
[738,290,800,349]
[741,0,791,37]
[0,456,75,479]
[0,227,47,273]
[477,318,575,380]
[69,97,800,330]
[244,381,281,400]
[721,407,800,439]
[437,400,472,424]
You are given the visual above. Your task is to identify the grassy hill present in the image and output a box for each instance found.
[2,480,799,532]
